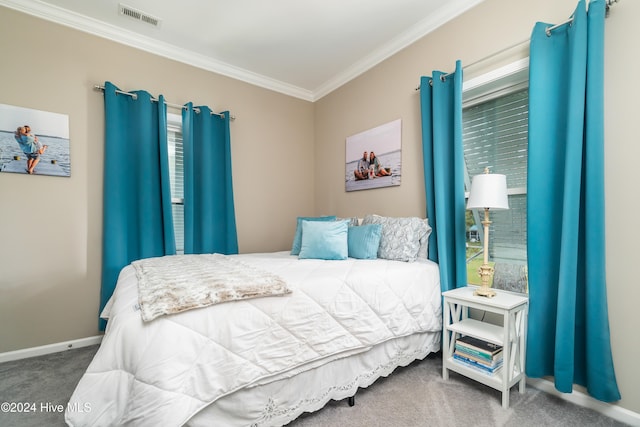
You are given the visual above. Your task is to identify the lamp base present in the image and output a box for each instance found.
[475,261,496,298]
[474,286,496,298]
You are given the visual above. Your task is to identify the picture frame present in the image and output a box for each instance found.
[0,103,70,177]
[345,118,401,192]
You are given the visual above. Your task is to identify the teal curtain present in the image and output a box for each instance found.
[526,0,620,401]
[420,60,467,292]
[182,104,238,254]
[100,82,176,330]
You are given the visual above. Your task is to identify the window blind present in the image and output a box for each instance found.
[168,124,184,253]
[463,88,528,264]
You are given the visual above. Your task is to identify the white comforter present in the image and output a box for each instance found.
[65,252,442,427]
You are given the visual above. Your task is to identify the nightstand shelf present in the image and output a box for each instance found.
[442,286,528,409]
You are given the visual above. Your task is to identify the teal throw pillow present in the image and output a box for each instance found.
[290,215,337,255]
[347,224,382,259]
[298,220,349,260]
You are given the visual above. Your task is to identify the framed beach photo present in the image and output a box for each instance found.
[0,103,70,177]
[345,118,401,192]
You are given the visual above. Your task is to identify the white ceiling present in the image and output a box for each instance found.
[2,0,483,101]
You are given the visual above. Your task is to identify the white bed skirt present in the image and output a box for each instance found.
[187,331,441,427]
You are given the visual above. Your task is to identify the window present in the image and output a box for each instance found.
[167,113,184,254]
[462,62,529,292]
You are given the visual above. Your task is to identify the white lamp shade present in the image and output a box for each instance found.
[466,173,509,210]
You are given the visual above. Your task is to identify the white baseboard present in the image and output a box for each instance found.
[527,378,640,426]
[0,335,103,364]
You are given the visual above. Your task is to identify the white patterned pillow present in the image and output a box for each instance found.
[337,216,359,227]
[416,220,432,259]
[361,215,431,262]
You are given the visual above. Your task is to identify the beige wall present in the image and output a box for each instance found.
[0,7,315,351]
[315,0,640,416]
[1,0,638,417]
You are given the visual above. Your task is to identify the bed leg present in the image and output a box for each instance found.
[348,396,355,407]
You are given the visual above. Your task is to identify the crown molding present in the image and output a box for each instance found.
[312,0,485,101]
[0,0,315,101]
[2,0,484,102]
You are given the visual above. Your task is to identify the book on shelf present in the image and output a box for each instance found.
[453,353,503,375]
[454,349,502,367]
[456,335,502,357]
[454,343,503,363]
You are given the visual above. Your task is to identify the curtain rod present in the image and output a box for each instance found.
[545,0,618,36]
[93,85,235,121]
[414,37,529,90]
[416,0,619,90]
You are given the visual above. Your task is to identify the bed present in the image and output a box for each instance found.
[65,215,442,426]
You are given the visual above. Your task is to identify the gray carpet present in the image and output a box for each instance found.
[0,346,629,427]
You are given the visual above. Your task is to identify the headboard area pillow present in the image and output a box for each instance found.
[361,214,432,262]
[347,224,382,260]
[337,217,359,227]
[298,219,349,260]
[291,215,337,255]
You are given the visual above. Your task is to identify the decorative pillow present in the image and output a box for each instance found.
[361,215,431,262]
[290,215,337,255]
[347,224,382,259]
[417,219,433,259]
[337,216,359,227]
[298,220,349,260]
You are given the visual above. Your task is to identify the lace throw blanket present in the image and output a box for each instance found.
[132,254,292,321]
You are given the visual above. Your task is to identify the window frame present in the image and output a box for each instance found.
[462,58,530,288]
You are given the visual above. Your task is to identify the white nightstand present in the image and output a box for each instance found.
[442,286,528,409]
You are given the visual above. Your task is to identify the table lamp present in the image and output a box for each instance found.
[466,168,509,297]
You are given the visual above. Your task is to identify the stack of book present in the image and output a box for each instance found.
[453,335,503,376]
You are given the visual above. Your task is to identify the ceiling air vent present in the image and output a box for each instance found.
[119,3,161,27]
